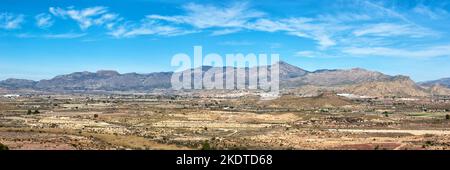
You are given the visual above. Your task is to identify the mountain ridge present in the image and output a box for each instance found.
[419,78,450,88]
[1,61,449,97]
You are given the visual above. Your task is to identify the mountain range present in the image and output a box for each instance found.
[419,78,450,88]
[1,61,449,97]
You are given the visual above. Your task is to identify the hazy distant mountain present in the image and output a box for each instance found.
[34,70,172,91]
[0,61,447,96]
[419,78,450,88]
[281,68,393,87]
[0,78,37,90]
[175,61,309,89]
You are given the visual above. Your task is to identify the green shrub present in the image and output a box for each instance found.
[201,141,212,150]
[0,143,9,150]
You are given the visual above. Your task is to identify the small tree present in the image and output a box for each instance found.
[383,111,390,117]
[94,114,99,119]
[0,143,8,150]
[446,114,450,120]
[201,141,212,150]
[27,110,32,115]
[33,110,40,114]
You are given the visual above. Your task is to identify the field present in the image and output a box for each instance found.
[1,91,450,150]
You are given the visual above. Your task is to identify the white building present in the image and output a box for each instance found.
[2,94,20,98]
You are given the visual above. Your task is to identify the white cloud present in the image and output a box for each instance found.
[360,1,414,25]
[295,51,316,58]
[0,13,25,30]
[413,5,448,20]
[4,1,441,53]
[49,6,119,30]
[108,20,194,38]
[146,2,439,50]
[94,13,119,25]
[294,50,336,58]
[16,33,86,39]
[35,13,54,28]
[317,13,372,23]
[146,15,183,24]
[246,18,294,32]
[211,28,242,36]
[120,3,339,49]
[343,45,450,58]
[148,2,264,29]
[219,40,253,46]
[353,23,436,38]
[280,18,339,49]
[314,35,336,49]
[43,33,86,39]
[269,43,282,49]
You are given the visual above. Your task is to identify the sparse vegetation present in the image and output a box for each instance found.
[2,91,450,150]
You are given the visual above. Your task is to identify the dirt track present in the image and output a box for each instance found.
[329,129,450,135]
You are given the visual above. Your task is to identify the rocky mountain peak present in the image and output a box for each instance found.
[96,70,121,77]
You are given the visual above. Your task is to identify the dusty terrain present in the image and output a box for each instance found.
[1,91,450,150]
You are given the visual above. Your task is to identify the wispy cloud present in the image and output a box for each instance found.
[17,32,86,39]
[108,19,194,38]
[295,50,336,58]
[35,13,54,28]
[43,33,86,39]
[49,6,119,30]
[211,28,242,36]
[343,45,450,58]
[146,3,337,49]
[219,40,253,46]
[148,2,264,29]
[3,1,448,55]
[413,4,448,20]
[360,0,415,25]
[246,18,295,32]
[295,51,317,58]
[144,1,443,50]
[37,1,440,51]
[250,18,340,49]
[353,23,437,38]
[317,13,372,23]
[0,12,25,30]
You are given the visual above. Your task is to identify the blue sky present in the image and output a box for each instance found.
[1,0,450,81]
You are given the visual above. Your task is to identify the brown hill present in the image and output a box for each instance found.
[339,76,428,97]
[282,68,392,87]
[258,91,353,109]
[428,84,450,96]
